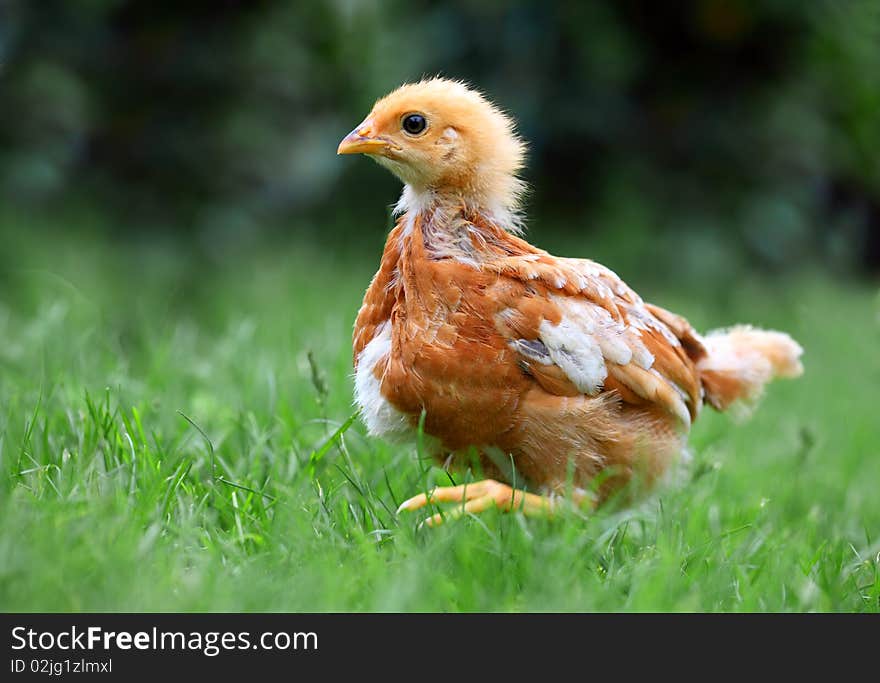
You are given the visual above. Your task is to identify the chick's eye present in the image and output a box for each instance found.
[402,114,427,135]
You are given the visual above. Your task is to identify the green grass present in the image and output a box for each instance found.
[1,214,878,612]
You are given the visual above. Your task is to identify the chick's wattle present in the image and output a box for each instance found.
[339,78,803,526]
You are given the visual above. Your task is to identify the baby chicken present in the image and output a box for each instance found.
[338,78,803,526]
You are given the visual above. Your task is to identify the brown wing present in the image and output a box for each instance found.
[488,253,705,426]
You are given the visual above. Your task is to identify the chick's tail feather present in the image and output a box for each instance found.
[698,326,803,411]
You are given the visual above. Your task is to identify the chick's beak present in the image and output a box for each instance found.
[337,119,387,155]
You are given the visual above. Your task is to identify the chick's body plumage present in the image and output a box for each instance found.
[341,79,803,522]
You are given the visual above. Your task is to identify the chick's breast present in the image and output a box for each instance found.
[380,256,531,452]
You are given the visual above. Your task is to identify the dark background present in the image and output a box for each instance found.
[2,0,878,278]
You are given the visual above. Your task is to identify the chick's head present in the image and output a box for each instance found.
[338,78,526,214]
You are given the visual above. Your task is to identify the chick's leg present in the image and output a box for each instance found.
[397,479,555,527]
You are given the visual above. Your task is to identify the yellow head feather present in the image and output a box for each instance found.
[341,78,527,226]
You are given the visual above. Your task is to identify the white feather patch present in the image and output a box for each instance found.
[394,185,436,218]
[354,322,412,438]
[536,296,656,394]
[538,301,607,394]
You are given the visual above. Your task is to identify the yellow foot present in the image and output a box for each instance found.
[396,479,554,527]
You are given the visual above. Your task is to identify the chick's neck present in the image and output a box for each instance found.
[396,183,522,238]
[395,186,536,266]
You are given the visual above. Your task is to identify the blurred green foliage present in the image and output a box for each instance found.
[1,0,878,274]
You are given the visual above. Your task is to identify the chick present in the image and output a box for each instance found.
[339,78,803,526]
